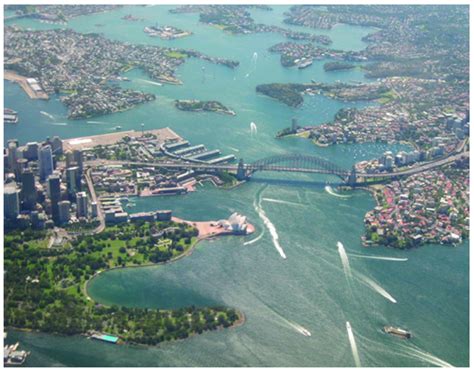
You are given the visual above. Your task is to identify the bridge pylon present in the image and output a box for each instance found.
[236,158,247,180]
[347,165,358,187]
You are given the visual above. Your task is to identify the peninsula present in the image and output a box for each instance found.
[5,212,254,346]
[4,26,238,119]
[170,5,331,44]
[175,100,236,115]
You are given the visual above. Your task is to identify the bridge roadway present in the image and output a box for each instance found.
[85,149,468,181]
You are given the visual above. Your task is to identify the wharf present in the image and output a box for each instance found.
[63,127,181,151]
[4,70,49,100]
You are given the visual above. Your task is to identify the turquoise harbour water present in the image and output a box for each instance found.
[4,6,469,367]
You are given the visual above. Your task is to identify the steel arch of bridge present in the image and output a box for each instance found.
[246,154,350,177]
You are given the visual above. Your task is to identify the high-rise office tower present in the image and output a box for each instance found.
[66,167,80,199]
[47,174,61,225]
[20,169,37,211]
[4,183,20,220]
[73,149,84,174]
[76,191,89,218]
[38,145,54,181]
[58,200,71,225]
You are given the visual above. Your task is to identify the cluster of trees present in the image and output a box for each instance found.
[256,83,304,107]
[5,225,241,346]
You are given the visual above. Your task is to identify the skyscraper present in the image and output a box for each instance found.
[51,136,63,155]
[76,191,89,218]
[4,183,20,220]
[7,141,17,172]
[38,145,54,181]
[58,200,71,225]
[73,149,84,174]
[66,167,80,199]
[65,150,74,169]
[20,169,37,211]
[47,174,61,225]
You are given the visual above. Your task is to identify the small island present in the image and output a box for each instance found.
[175,99,236,115]
[323,61,356,72]
[144,25,192,40]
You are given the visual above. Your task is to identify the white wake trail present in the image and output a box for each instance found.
[40,111,55,120]
[254,196,286,259]
[137,78,162,86]
[49,122,67,126]
[262,198,302,207]
[398,344,454,368]
[346,321,361,367]
[243,231,264,246]
[250,122,257,135]
[87,120,108,124]
[228,147,240,152]
[348,253,408,262]
[337,242,352,278]
[325,185,351,198]
[357,274,397,303]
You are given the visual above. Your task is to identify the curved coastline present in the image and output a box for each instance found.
[83,227,248,346]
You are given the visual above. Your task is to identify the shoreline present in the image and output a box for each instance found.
[81,217,253,344]
[4,70,49,100]
[6,307,247,348]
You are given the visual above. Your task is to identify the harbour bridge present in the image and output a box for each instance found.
[95,149,467,186]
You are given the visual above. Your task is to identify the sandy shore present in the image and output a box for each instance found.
[4,70,49,100]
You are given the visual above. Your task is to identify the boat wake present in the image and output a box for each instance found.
[325,185,351,198]
[262,198,302,207]
[49,122,67,126]
[254,188,287,259]
[250,122,258,135]
[40,111,55,120]
[137,78,162,86]
[337,242,352,278]
[87,120,109,124]
[348,253,408,262]
[397,343,454,368]
[346,321,361,367]
[356,274,397,303]
[228,146,240,152]
[291,322,311,337]
[243,230,264,246]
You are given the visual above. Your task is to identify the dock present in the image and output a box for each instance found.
[173,144,206,156]
[207,154,236,164]
[4,70,49,100]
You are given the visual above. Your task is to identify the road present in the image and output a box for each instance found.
[85,168,105,233]
[84,139,468,183]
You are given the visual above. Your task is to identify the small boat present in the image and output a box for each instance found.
[297,327,311,337]
[125,202,136,208]
[114,126,122,131]
[383,326,411,339]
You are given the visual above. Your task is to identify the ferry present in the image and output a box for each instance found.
[4,108,18,124]
[383,326,411,339]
